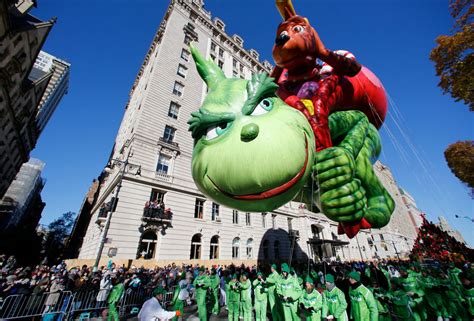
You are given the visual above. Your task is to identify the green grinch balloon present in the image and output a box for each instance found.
[188,46,394,238]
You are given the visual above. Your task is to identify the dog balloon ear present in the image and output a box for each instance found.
[276,0,297,20]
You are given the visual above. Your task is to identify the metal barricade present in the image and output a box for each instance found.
[67,290,108,320]
[0,290,72,320]
[119,287,153,317]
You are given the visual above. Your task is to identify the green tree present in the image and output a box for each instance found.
[444,140,474,193]
[429,0,473,110]
[42,211,76,264]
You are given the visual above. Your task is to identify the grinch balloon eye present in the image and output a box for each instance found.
[251,98,274,116]
[204,122,232,140]
[293,25,304,33]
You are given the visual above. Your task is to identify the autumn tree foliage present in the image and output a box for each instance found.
[444,140,474,193]
[410,215,473,263]
[430,0,473,110]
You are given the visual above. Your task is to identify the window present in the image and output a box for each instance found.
[156,154,171,174]
[218,60,223,69]
[232,70,238,78]
[287,218,293,231]
[263,239,269,259]
[150,190,165,203]
[210,235,219,259]
[233,58,237,68]
[177,64,187,78]
[168,102,180,119]
[138,231,157,259]
[246,238,253,259]
[261,213,266,228]
[311,225,322,239]
[232,210,239,224]
[232,238,240,259]
[380,234,385,241]
[190,234,202,259]
[184,35,192,45]
[194,199,204,219]
[173,81,184,96]
[181,49,190,61]
[211,202,219,221]
[245,212,251,226]
[211,41,216,52]
[219,48,224,58]
[272,214,277,229]
[163,125,176,142]
[274,240,280,259]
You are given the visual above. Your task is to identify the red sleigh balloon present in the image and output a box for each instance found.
[271,0,389,238]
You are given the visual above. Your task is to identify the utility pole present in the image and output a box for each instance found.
[93,153,131,271]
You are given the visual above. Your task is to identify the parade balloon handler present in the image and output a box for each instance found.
[138,286,181,321]
[348,271,378,321]
[192,266,210,321]
[322,273,348,321]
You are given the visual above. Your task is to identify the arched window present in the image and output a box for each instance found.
[263,239,269,260]
[246,238,253,259]
[190,234,202,259]
[232,237,240,259]
[311,224,322,239]
[274,240,280,260]
[210,235,219,259]
[138,231,157,259]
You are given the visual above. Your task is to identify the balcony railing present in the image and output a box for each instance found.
[155,171,172,182]
[158,137,179,148]
[142,207,173,223]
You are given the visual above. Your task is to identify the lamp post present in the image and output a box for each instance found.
[93,152,139,271]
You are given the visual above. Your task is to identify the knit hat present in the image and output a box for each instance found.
[325,274,335,284]
[281,263,290,273]
[348,271,361,282]
[257,271,263,276]
[271,264,277,270]
[152,286,167,296]
[305,276,313,284]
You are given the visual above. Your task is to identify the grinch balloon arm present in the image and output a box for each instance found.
[315,111,394,236]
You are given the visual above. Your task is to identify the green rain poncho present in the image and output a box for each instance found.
[388,287,414,321]
[349,284,378,321]
[253,275,268,321]
[107,283,124,321]
[266,267,282,321]
[277,264,301,321]
[193,272,211,321]
[299,286,323,321]
[239,278,252,321]
[226,277,241,321]
[322,285,348,320]
[209,272,220,315]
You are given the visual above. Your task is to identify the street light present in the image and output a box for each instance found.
[93,152,140,271]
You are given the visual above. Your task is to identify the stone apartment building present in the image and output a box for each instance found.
[75,0,422,267]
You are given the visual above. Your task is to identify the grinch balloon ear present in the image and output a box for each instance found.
[190,44,225,91]
[276,0,297,20]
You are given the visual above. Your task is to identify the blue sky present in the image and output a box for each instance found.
[31,1,473,246]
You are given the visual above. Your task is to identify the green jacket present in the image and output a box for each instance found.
[323,286,348,320]
[266,271,280,293]
[209,274,220,290]
[299,288,323,319]
[226,280,241,303]
[349,284,378,321]
[277,275,301,303]
[466,287,474,316]
[107,283,124,304]
[193,274,210,295]
[239,279,252,302]
[388,289,412,320]
[252,279,268,301]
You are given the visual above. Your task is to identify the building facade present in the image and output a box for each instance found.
[76,0,422,267]
[0,1,68,199]
[437,216,466,245]
[30,51,71,134]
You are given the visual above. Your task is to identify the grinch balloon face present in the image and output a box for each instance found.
[188,46,316,212]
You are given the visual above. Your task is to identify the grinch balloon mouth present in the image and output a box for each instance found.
[207,134,309,201]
